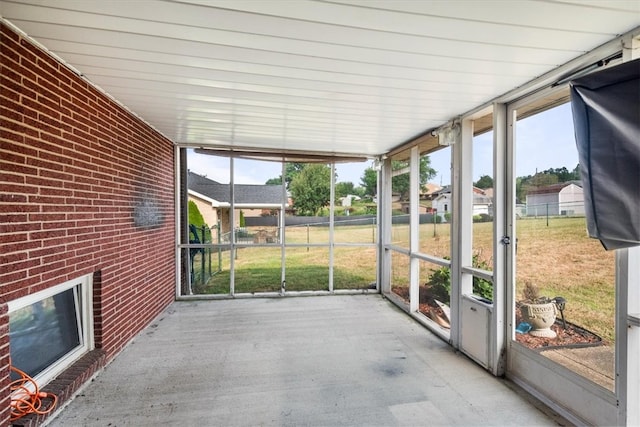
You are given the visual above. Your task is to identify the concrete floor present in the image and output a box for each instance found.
[47,295,567,426]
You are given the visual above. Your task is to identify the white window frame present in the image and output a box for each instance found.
[8,273,94,389]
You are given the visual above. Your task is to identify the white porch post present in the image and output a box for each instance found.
[450,119,473,347]
[229,156,235,295]
[618,247,640,426]
[379,158,392,294]
[280,160,287,295]
[491,103,508,375]
[329,163,335,292]
[409,146,420,313]
[505,105,518,361]
[175,146,183,297]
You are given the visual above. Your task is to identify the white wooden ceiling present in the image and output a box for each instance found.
[1,0,638,158]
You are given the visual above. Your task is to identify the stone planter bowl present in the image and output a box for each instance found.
[521,302,558,338]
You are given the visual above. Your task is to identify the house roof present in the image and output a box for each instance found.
[421,183,442,196]
[431,185,452,197]
[526,181,582,195]
[433,190,492,205]
[188,171,283,206]
[432,185,490,197]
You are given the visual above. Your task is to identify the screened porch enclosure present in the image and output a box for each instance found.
[177,77,638,426]
[2,2,638,426]
[181,152,378,295]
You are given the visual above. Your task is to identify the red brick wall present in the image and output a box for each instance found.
[1,23,176,425]
[0,304,9,426]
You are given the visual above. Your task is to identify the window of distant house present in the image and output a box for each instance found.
[444,204,448,212]
[9,274,93,387]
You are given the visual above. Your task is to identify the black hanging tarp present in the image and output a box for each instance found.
[570,58,640,250]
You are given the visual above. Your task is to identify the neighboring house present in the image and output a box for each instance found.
[421,183,443,200]
[526,181,584,216]
[188,171,285,233]
[472,190,493,217]
[482,188,494,199]
[431,187,452,219]
[339,194,362,207]
[431,186,493,220]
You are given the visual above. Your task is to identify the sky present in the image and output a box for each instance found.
[187,103,579,188]
[186,150,373,185]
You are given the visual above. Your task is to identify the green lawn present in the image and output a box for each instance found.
[192,216,615,342]
[392,216,614,342]
[514,217,615,342]
[191,225,376,294]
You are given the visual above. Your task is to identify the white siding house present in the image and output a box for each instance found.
[431,193,452,220]
[526,182,584,216]
[431,186,493,220]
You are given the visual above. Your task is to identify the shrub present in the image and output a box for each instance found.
[236,228,251,238]
[471,254,493,301]
[427,265,452,304]
[479,213,493,222]
[522,280,539,302]
[188,200,206,228]
[472,213,493,223]
[425,253,493,304]
[428,214,442,224]
[188,201,212,243]
[520,281,554,304]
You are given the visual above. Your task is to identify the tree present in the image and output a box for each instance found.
[542,167,573,182]
[571,163,581,181]
[391,160,410,199]
[264,162,305,188]
[515,176,525,203]
[188,200,206,228]
[284,163,305,188]
[360,167,377,198]
[335,181,355,198]
[265,177,282,185]
[289,164,331,216]
[530,172,558,187]
[474,175,493,189]
[516,164,582,202]
[392,156,436,200]
[353,185,366,198]
[188,200,210,243]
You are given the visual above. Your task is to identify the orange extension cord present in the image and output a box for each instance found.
[10,366,58,422]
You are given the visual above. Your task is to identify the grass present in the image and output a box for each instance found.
[192,216,615,343]
[191,234,376,294]
[393,216,615,342]
[514,217,615,342]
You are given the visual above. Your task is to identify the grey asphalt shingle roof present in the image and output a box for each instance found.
[432,185,492,204]
[188,171,282,205]
[526,181,582,195]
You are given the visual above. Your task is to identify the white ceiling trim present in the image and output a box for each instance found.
[1,0,638,157]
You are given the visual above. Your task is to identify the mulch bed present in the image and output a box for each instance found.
[392,286,452,328]
[515,309,603,351]
[392,286,604,349]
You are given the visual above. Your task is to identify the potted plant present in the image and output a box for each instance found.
[519,281,559,338]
